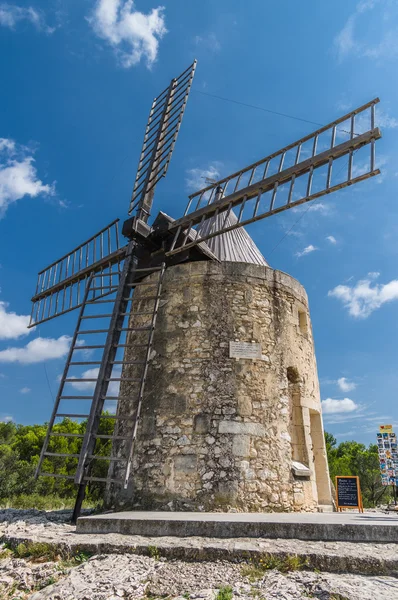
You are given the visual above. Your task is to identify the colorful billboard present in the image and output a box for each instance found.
[377,426,397,486]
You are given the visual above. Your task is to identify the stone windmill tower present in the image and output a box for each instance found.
[109,209,331,513]
[29,61,381,518]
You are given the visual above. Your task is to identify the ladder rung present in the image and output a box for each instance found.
[86,299,115,304]
[40,472,75,480]
[65,378,98,382]
[128,295,159,301]
[84,476,123,483]
[90,286,118,292]
[50,433,84,438]
[91,272,121,278]
[55,413,134,419]
[119,326,151,332]
[73,345,106,350]
[105,377,141,382]
[44,452,80,458]
[78,329,112,334]
[56,413,90,418]
[88,455,127,462]
[126,281,158,288]
[81,314,113,319]
[129,310,156,316]
[93,434,131,440]
[99,414,137,420]
[69,361,102,366]
[60,396,93,400]
[110,360,145,365]
[115,343,149,348]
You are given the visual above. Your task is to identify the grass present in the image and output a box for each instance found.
[2,541,92,566]
[215,586,233,600]
[0,493,98,511]
[147,545,160,560]
[241,553,308,580]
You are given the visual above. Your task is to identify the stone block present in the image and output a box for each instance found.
[174,454,197,473]
[219,420,266,437]
[237,396,252,416]
[232,435,250,457]
[193,413,211,434]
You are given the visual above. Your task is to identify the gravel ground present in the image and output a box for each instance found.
[1,509,398,599]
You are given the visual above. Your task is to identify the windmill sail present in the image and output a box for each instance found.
[30,220,126,327]
[128,60,197,220]
[167,98,381,255]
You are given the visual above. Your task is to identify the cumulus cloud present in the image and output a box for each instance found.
[334,0,398,62]
[0,301,30,339]
[0,335,71,364]
[337,377,357,392]
[20,386,31,394]
[68,366,121,398]
[0,138,55,217]
[326,235,337,244]
[0,3,54,33]
[321,397,359,414]
[185,162,222,192]
[328,275,398,318]
[88,0,167,68]
[295,244,317,258]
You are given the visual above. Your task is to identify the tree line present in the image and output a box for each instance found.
[0,419,391,508]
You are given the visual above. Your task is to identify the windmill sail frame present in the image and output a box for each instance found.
[166,98,381,255]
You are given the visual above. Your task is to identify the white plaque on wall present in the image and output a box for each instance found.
[229,341,262,359]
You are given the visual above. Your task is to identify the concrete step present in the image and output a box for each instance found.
[76,510,398,543]
[317,504,334,513]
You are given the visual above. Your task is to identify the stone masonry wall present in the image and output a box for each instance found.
[108,261,332,512]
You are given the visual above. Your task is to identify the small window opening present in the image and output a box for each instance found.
[298,310,308,335]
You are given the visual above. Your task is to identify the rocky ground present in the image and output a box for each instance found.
[0,509,398,600]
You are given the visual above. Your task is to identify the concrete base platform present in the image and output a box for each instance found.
[77,511,398,543]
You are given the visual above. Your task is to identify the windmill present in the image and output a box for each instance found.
[29,59,382,520]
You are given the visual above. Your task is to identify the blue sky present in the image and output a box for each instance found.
[0,0,398,445]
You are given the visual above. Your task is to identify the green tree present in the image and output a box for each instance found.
[324,432,389,507]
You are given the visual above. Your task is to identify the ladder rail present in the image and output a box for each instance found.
[122,262,166,488]
[34,274,95,479]
[74,241,138,485]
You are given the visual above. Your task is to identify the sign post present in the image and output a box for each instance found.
[335,476,364,513]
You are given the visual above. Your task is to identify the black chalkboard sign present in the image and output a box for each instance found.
[335,476,363,512]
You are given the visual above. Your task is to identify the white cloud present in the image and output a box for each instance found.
[334,0,398,62]
[0,415,13,423]
[328,275,398,318]
[20,386,31,394]
[308,203,332,214]
[326,235,337,244]
[337,377,357,392]
[185,162,222,192]
[0,3,54,33]
[295,244,317,258]
[321,397,359,414]
[0,138,55,217]
[68,366,121,398]
[334,15,356,61]
[89,0,167,68]
[194,32,220,52]
[367,271,380,280]
[0,335,71,364]
[0,301,30,340]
